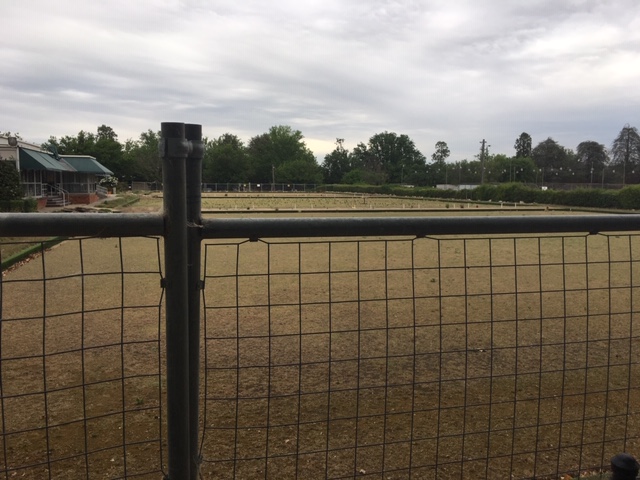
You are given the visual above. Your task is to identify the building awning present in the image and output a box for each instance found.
[61,156,113,175]
[19,148,73,172]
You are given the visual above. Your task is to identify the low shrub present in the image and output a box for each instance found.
[322,183,635,210]
[617,186,640,210]
[0,198,38,212]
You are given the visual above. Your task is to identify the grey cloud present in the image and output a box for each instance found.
[2,0,639,162]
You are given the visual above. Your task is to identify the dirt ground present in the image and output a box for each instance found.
[198,233,640,480]
[1,237,165,479]
[1,200,639,479]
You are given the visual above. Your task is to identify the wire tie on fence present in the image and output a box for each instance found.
[160,277,166,288]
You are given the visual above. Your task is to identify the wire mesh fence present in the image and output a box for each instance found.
[2,228,640,479]
[0,237,165,479]
[200,233,640,479]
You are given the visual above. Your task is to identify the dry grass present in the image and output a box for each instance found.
[197,234,640,480]
[1,237,165,479]
[1,200,639,479]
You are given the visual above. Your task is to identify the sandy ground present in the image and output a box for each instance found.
[1,199,638,479]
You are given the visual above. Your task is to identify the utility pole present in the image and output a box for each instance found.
[480,139,487,184]
[271,164,275,192]
[624,133,630,185]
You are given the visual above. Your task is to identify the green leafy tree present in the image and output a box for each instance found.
[611,124,640,184]
[247,126,317,183]
[0,161,22,200]
[351,131,426,184]
[97,124,117,141]
[94,125,125,176]
[349,142,387,184]
[203,133,250,183]
[531,137,568,169]
[532,139,581,183]
[341,169,366,185]
[52,130,97,154]
[46,125,125,178]
[484,154,510,183]
[484,154,536,183]
[576,141,608,183]
[514,132,532,158]
[123,130,161,182]
[428,141,451,184]
[321,139,351,184]
[431,141,450,163]
[276,159,323,184]
[453,159,482,184]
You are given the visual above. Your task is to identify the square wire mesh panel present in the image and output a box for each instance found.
[0,237,166,479]
[200,234,640,479]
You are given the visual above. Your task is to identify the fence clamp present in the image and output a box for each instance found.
[159,137,191,158]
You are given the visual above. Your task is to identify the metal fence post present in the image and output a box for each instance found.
[160,122,191,480]
[611,453,640,480]
[185,124,203,480]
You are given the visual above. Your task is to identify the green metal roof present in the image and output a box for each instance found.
[19,148,73,172]
[18,149,113,175]
[61,155,113,175]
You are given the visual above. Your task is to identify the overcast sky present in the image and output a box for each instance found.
[3,0,639,162]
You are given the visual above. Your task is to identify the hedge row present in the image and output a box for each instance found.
[0,198,39,212]
[320,183,640,210]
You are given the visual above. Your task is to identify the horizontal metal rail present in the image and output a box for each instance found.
[201,214,640,239]
[2,213,640,239]
[0,213,164,237]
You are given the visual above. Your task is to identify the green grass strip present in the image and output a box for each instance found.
[1,237,68,271]
[95,194,141,210]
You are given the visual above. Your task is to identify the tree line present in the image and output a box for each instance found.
[39,123,640,187]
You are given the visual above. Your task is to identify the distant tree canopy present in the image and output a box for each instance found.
[47,124,128,178]
[17,122,640,187]
[532,137,570,169]
[431,141,450,164]
[247,126,321,184]
[349,132,426,185]
[576,141,608,182]
[514,132,532,158]
[203,134,249,184]
[611,124,640,184]
[201,126,323,185]
[321,139,350,184]
[123,130,161,183]
[482,154,536,183]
